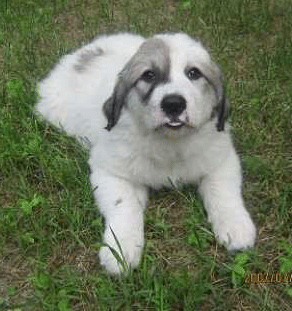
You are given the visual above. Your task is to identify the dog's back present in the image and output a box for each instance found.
[36,33,144,144]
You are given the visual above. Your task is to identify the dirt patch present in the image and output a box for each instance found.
[146,190,200,271]
[0,244,34,307]
[47,244,99,275]
[53,12,84,42]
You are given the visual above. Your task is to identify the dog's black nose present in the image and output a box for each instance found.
[161,94,187,118]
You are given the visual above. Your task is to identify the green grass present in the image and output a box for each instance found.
[1,0,292,309]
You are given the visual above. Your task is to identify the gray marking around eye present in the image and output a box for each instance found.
[103,37,171,130]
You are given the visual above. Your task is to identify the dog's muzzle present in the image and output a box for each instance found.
[161,94,187,129]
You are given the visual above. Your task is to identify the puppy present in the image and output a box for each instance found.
[36,32,256,274]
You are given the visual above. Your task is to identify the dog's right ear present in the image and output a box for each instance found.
[103,78,128,131]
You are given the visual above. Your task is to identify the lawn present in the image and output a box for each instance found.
[1,0,292,310]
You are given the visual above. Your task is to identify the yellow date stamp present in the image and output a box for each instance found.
[245,272,292,284]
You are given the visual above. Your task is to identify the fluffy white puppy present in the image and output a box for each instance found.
[36,32,256,274]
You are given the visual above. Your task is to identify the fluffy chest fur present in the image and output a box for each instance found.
[89,114,232,188]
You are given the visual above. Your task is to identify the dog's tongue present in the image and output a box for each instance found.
[170,122,182,126]
[165,121,184,129]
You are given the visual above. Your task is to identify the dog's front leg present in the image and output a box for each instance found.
[199,148,256,251]
[90,168,148,274]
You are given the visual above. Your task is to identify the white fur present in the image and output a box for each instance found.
[36,32,256,274]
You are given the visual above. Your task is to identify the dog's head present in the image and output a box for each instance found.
[103,33,228,136]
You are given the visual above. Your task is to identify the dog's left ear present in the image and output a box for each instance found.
[197,60,229,131]
[209,63,228,132]
[103,77,128,131]
[214,85,228,132]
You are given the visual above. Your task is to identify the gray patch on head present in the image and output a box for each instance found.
[123,38,170,87]
[103,38,170,130]
[74,47,104,72]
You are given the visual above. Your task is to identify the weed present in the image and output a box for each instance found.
[225,251,252,288]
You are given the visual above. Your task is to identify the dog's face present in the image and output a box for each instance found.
[103,33,227,137]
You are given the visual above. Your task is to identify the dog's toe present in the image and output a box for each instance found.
[99,246,124,274]
[214,214,256,251]
[99,242,142,274]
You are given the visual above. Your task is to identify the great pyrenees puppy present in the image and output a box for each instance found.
[36,32,256,274]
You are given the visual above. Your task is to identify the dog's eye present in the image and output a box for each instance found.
[141,70,156,83]
[187,67,203,80]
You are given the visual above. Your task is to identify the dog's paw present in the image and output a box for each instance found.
[214,213,256,251]
[99,242,142,274]
[99,246,124,274]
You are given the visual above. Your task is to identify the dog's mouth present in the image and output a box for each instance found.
[163,121,186,130]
